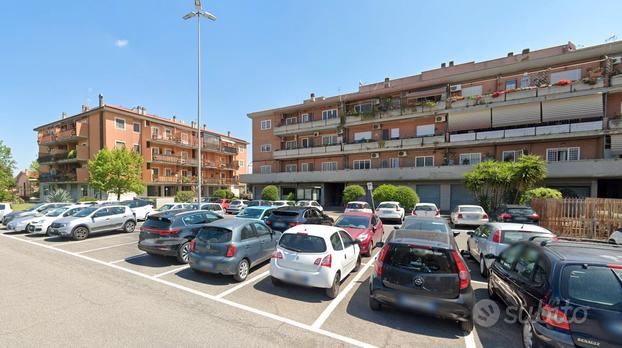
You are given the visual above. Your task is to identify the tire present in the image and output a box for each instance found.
[369,296,382,311]
[233,258,250,282]
[466,243,474,259]
[488,275,499,301]
[480,254,488,278]
[176,241,191,264]
[326,272,341,299]
[123,220,136,233]
[353,256,362,272]
[364,242,373,257]
[522,317,535,348]
[72,226,89,241]
[460,319,474,332]
[271,276,282,287]
[45,226,51,236]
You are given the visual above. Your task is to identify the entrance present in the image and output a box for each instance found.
[324,183,345,207]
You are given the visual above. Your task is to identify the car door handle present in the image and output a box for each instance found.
[245,245,250,249]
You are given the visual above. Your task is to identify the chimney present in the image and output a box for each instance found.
[310,93,315,101]
[62,112,67,119]
[507,52,514,57]
[384,77,390,88]
[172,115,176,122]
[191,121,196,128]
[522,48,530,54]
[98,94,104,107]
[448,61,454,67]
[203,124,207,130]
[441,63,446,68]
[81,105,89,112]
[141,106,147,115]
[227,131,231,137]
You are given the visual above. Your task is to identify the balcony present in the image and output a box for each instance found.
[38,122,88,146]
[203,177,239,185]
[609,118,622,130]
[39,172,79,183]
[273,117,341,136]
[37,147,89,164]
[150,134,197,148]
[449,121,603,143]
[150,154,198,166]
[202,142,238,155]
[203,161,240,170]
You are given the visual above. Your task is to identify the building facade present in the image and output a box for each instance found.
[15,170,38,200]
[35,98,248,201]
[243,41,622,210]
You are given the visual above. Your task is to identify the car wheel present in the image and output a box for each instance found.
[353,256,362,272]
[123,220,136,233]
[45,226,51,236]
[609,239,618,245]
[466,243,474,259]
[176,241,191,264]
[522,316,535,348]
[364,242,373,257]
[480,254,488,278]
[369,296,382,311]
[271,276,282,287]
[72,226,89,241]
[326,272,341,299]
[460,319,474,333]
[234,259,250,282]
[487,274,499,301]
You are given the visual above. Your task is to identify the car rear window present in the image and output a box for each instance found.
[196,227,232,243]
[385,244,454,273]
[378,203,396,209]
[502,230,552,244]
[279,234,327,253]
[402,220,449,233]
[507,208,535,215]
[347,203,366,209]
[561,265,622,311]
[460,207,483,213]
[142,216,172,230]
[272,210,299,217]
[415,205,436,211]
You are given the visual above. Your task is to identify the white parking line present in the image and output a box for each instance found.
[51,233,135,246]
[471,280,487,286]
[311,253,378,329]
[77,241,137,254]
[215,270,270,299]
[464,331,476,348]
[153,265,190,278]
[109,253,147,264]
[1,233,375,347]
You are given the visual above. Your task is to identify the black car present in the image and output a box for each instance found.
[487,240,622,348]
[138,209,222,263]
[264,206,333,232]
[493,204,540,224]
[369,229,474,332]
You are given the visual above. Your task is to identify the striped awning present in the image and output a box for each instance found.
[492,102,541,127]
[448,108,491,132]
[542,94,603,122]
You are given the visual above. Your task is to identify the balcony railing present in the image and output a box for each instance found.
[151,134,197,147]
[38,123,88,145]
[449,121,603,143]
[202,178,239,185]
[39,173,78,183]
[37,150,87,164]
[151,154,198,166]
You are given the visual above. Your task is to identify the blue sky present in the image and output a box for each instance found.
[0,0,620,172]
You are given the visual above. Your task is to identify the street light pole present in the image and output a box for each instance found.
[183,1,216,206]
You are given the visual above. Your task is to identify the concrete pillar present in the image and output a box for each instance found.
[440,183,451,212]
[590,180,598,198]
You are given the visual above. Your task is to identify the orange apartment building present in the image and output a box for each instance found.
[35,96,248,201]
[243,41,622,210]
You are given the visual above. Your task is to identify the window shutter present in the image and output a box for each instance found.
[546,149,556,162]
[382,129,389,140]
[568,147,580,161]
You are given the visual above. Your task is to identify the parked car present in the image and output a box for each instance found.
[609,229,622,244]
[272,200,295,207]
[296,200,324,212]
[235,206,275,222]
[189,219,280,281]
[3,203,71,225]
[122,199,154,220]
[247,200,273,207]
[48,205,136,241]
[369,229,474,331]
[14,205,82,234]
[200,203,226,218]
[226,200,249,214]
[375,201,405,223]
[208,198,231,209]
[138,209,222,263]
[487,240,622,348]
[466,222,556,277]
[334,212,383,256]
[270,225,361,298]
[265,206,334,232]
[450,205,489,227]
[493,204,540,224]
[0,203,12,221]
[147,203,193,217]
[398,216,452,235]
[27,205,86,235]
[344,201,373,214]
[412,203,440,217]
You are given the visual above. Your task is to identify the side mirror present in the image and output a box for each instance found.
[484,253,498,260]
[466,231,474,236]
[453,231,461,237]
[353,239,361,245]
[376,241,385,248]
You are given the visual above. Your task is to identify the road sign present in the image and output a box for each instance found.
[366,182,373,191]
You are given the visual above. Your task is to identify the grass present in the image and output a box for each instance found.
[12,203,34,211]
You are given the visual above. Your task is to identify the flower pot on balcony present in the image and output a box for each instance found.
[572,77,604,91]
[450,99,467,108]
[482,94,504,104]
[538,84,571,96]
[505,88,537,100]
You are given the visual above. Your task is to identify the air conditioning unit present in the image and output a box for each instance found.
[371,152,380,159]
[449,84,462,92]
[612,56,622,65]
[313,132,320,137]
[373,124,382,130]
[398,151,407,157]
[435,115,446,123]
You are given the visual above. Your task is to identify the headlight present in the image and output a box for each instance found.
[357,233,369,241]
[31,220,42,224]
[56,223,67,227]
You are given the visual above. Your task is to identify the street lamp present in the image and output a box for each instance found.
[183,0,216,206]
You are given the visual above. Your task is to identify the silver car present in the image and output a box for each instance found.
[48,205,137,240]
[3,203,71,226]
[226,200,249,214]
[466,222,555,277]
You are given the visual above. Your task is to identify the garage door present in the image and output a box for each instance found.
[450,184,477,211]
[415,185,441,208]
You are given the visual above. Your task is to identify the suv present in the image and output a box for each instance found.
[493,204,540,224]
[49,205,136,240]
[369,229,474,332]
[122,199,154,220]
[265,206,333,232]
[487,240,622,348]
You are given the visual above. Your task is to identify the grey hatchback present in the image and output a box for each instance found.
[188,219,280,282]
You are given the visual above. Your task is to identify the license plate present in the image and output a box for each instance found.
[466,214,478,220]
[514,216,527,221]
[274,222,285,228]
[284,272,308,284]
[199,260,213,268]
[399,296,435,311]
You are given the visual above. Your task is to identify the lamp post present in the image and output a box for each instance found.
[183,0,216,206]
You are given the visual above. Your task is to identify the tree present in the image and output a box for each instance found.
[29,159,39,173]
[510,155,547,204]
[520,187,562,205]
[0,140,17,202]
[286,192,295,201]
[393,186,420,211]
[47,188,72,202]
[88,147,145,201]
[372,184,397,204]
[261,185,279,201]
[213,189,234,199]
[342,185,366,204]
[175,190,195,203]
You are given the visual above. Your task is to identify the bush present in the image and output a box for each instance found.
[175,190,195,203]
[372,184,397,204]
[342,185,366,205]
[213,189,235,199]
[286,192,295,201]
[261,185,279,201]
[520,187,562,205]
[393,186,419,211]
[79,197,97,202]
[47,189,72,202]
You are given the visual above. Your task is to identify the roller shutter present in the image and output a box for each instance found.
[448,109,491,132]
[611,134,622,155]
[542,95,603,122]
[415,185,441,208]
[492,103,541,127]
[450,184,477,211]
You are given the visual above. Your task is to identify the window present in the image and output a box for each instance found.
[238,145,245,152]
[115,118,126,130]
[514,247,540,281]
[390,158,399,168]
[321,162,337,171]
[285,164,297,172]
[354,103,373,114]
[181,133,188,144]
[152,147,160,156]
[459,153,481,165]
[301,138,312,148]
[133,144,140,153]
[461,85,483,97]
[301,113,312,123]
[180,151,188,159]
[254,222,271,237]
[546,147,580,162]
[260,144,272,152]
[239,160,244,167]
[93,208,111,218]
[322,135,338,145]
[505,80,517,90]
[354,131,372,142]
[163,148,172,155]
[240,225,257,240]
[260,165,272,174]
[165,128,172,139]
[151,127,159,137]
[301,163,312,172]
[353,160,371,170]
[416,124,435,137]
[499,244,524,271]
[285,117,297,125]
[390,128,399,139]
[285,140,297,150]
[322,109,338,120]
[133,122,140,132]
[415,156,434,167]
[152,168,159,177]
[260,119,272,130]
[550,69,581,84]
[338,230,355,248]
[502,150,523,162]
[115,141,126,149]
[181,170,188,177]
[330,233,344,251]
[165,168,173,176]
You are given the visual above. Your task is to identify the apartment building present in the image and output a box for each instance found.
[35,96,248,201]
[243,41,622,210]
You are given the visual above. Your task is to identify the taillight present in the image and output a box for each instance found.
[540,304,570,331]
[500,213,512,221]
[492,229,502,243]
[141,227,180,236]
[375,244,390,277]
[189,239,196,252]
[482,213,488,219]
[395,206,400,211]
[320,254,332,268]
[451,250,470,290]
[457,213,463,219]
[530,213,540,220]
[608,264,622,269]
[435,209,440,217]
[225,244,236,257]
[288,222,300,227]
[411,210,416,216]
[271,250,283,259]
[265,220,272,225]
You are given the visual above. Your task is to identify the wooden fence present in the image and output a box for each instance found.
[530,198,622,240]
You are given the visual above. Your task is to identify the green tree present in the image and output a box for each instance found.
[261,185,279,201]
[520,187,562,205]
[213,189,234,199]
[175,190,195,203]
[509,155,547,203]
[342,185,366,204]
[47,188,72,202]
[29,159,39,173]
[0,140,17,202]
[88,147,145,201]
[372,184,397,204]
[393,186,420,211]
[286,192,296,201]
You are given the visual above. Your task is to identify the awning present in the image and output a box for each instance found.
[404,87,446,99]
[492,102,541,127]
[611,134,622,155]
[542,94,603,122]
[448,109,491,132]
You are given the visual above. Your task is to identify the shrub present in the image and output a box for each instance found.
[67,149,76,159]
[520,187,562,205]
[393,186,419,211]
[213,189,235,199]
[79,197,97,202]
[174,190,195,203]
[372,184,397,204]
[342,185,366,205]
[261,185,279,201]
[286,192,295,201]
[47,188,72,202]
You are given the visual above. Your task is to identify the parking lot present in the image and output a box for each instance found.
[0,215,524,348]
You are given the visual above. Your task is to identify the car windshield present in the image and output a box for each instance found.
[507,208,535,215]
[378,203,397,209]
[402,219,449,233]
[157,204,175,211]
[501,230,552,243]
[45,208,67,217]
[196,227,232,243]
[26,203,45,212]
[347,203,367,209]
[73,207,97,217]
[415,205,436,211]
[562,265,622,311]
[335,215,370,229]
[460,207,483,213]
[237,208,263,218]
[279,234,326,253]
[230,200,242,205]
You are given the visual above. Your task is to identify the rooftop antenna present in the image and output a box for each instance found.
[605,33,617,43]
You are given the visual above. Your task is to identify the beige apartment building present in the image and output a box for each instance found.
[35,96,248,201]
[243,41,622,210]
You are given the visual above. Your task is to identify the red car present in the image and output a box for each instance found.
[209,198,231,210]
[334,212,383,256]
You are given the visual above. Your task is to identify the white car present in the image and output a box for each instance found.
[412,203,440,217]
[270,225,361,298]
[272,200,295,207]
[200,203,226,218]
[147,203,193,217]
[122,199,154,220]
[609,230,622,245]
[375,201,405,222]
[27,205,86,235]
[0,203,12,220]
[296,200,323,212]
[344,201,373,214]
[450,205,489,227]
